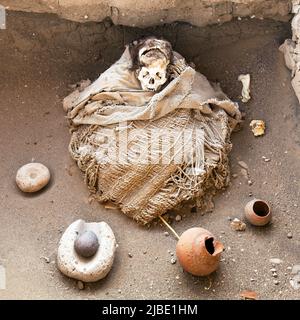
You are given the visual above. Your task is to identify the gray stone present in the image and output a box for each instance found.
[74,230,99,258]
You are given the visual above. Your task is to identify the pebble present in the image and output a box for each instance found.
[241,168,249,179]
[128,253,133,258]
[175,215,182,222]
[164,232,169,237]
[232,173,238,178]
[290,274,300,289]
[270,268,277,272]
[41,256,50,263]
[269,258,283,265]
[287,232,293,239]
[16,163,50,193]
[77,281,84,290]
[238,161,249,170]
[171,258,177,264]
[247,180,253,186]
[291,265,300,275]
[273,280,280,285]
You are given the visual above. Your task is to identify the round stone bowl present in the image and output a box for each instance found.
[57,219,117,282]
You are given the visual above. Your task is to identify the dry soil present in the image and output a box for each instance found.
[0,11,299,299]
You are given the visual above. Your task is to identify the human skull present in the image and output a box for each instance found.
[137,49,169,92]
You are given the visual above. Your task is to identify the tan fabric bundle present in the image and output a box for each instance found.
[63,47,241,224]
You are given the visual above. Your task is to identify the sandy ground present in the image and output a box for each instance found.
[0,11,299,300]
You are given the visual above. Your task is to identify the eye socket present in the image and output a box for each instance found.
[156,72,162,79]
[143,71,149,78]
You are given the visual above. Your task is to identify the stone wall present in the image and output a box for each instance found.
[1,0,292,27]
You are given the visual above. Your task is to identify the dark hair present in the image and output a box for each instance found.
[128,36,173,71]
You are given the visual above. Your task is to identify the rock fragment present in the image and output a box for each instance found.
[238,74,251,102]
[230,218,246,231]
[175,215,182,222]
[240,290,257,300]
[291,265,300,275]
[250,120,265,136]
[238,161,249,170]
[269,258,283,265]
[77,281,84,290]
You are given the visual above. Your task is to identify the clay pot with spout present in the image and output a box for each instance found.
[176,227,224,276]
[244,199,271,226]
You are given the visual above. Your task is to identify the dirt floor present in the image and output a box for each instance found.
[0,11,299,300]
